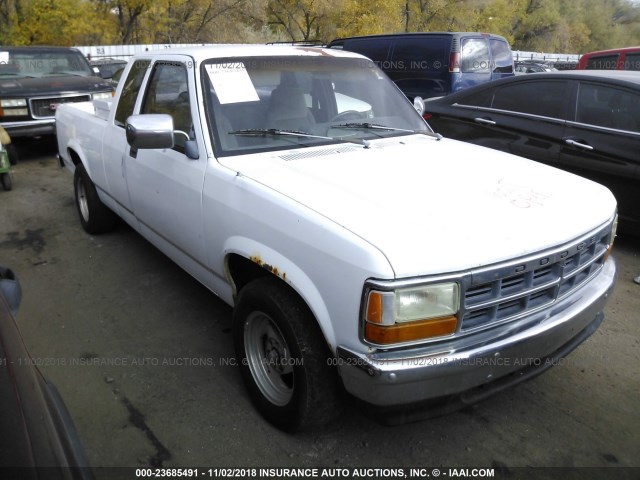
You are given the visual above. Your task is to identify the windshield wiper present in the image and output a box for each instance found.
[228,128,370,147]
[329,122,416,133]
[229,128,332,140]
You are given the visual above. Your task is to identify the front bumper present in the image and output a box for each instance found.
[1,119,56,137]
[337,257,616,407]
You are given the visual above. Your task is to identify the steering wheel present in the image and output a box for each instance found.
[329,110,363,123]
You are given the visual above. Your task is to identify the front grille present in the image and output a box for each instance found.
[29,95,91,119]
[460,224,612,332]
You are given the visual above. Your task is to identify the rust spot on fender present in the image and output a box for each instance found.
[250,255,286,280]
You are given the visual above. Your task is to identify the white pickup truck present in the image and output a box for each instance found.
[56,45,618,431]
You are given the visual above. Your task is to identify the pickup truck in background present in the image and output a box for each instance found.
[0,46,113,138]
[56,45,618,432]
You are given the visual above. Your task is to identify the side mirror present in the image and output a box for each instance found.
[413,96,425,116]
[0,266,22,316]
[126,114,175,150]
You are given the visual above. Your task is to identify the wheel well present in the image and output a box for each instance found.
[226,254,273,300]
[68,148,81,166]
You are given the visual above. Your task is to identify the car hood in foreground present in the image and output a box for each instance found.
[220,135,617,278]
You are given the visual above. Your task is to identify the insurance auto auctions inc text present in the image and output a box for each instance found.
[253,467,495,478]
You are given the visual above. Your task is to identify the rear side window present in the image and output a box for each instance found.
[114,60,150,127]
[492,81,569,119]
[490,39,513,74]
[584,54,620,70]
[576,83,640,132]
[391,37,449,72]
[461,38,490,73]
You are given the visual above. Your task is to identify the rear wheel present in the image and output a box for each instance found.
[1,172,12,191]
[74,163,118,234]
[233,277,340,432]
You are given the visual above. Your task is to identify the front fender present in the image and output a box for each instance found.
[223,236,337,352]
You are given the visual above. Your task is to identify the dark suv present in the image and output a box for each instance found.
[0,46,113,137]
[327,32,514,99]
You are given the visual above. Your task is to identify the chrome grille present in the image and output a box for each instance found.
[460,224,612,332]
[29,95,91,119]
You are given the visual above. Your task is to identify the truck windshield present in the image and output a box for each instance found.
[0,49,94,78]
[202,55,432,156]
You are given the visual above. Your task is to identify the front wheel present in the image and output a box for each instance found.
[233,277,340,432]
[74,164,118,234]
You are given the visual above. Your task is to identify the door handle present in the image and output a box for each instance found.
[564,139,594,151]
[129,147,138,158]
[474,117,496,126]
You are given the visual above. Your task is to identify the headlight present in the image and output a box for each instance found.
[364,282,459,345]
[1,98,27,107]
[0,98,28,117]
[93,91,113,100]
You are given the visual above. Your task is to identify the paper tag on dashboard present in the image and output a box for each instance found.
[205,62,260,104]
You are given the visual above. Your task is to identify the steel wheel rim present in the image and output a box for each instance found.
[76,178,90,222]
[244,311,294,406]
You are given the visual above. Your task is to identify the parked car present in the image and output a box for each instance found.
[0,266,93,477]
[514,60,558,74]
[422,70,640,234]
[57,45,617,431]
[578,46,640,71]
[90,58,128,79]
[0,46,113,137]
[327,32,514,99]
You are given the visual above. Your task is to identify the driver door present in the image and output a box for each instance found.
[125,59,209,276]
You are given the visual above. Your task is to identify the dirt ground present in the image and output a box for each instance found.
[1,139,638,480]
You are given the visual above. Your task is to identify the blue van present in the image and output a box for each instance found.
[327,32,514,99]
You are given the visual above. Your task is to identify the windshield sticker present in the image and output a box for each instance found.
[205,63,259,104]
[0,52,9,65]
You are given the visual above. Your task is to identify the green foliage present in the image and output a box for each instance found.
[0,0,639,52]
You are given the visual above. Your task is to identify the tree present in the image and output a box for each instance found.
[7,0,115,46]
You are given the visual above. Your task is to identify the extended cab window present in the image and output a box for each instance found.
[114,60,150,127]
[576,83,640,132]
[491,81,569,119]
[141,62,192,151]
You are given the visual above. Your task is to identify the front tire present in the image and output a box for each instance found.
[233,277,340,432]
[74,163,117,234]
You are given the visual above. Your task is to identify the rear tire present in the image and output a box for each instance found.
[233,277,340,432]
[74,163,117,234]
[1,172,12,191]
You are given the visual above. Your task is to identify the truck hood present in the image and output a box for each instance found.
[0,75,111,95]
[219,135,617,277]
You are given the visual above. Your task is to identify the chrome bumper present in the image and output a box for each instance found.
[337,257,616,406]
